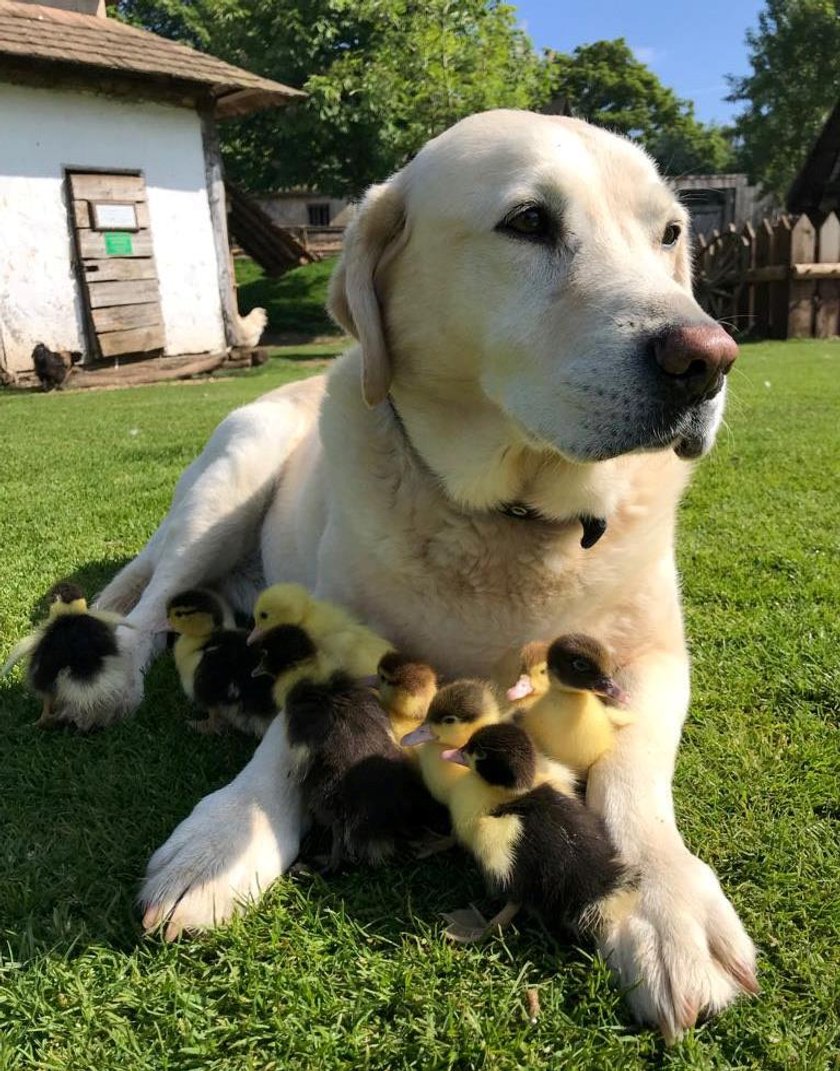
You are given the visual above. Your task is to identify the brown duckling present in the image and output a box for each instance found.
[375,651,438,751]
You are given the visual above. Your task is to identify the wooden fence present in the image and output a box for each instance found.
[693,212,840,338]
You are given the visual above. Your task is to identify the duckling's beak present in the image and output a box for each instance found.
[401,724,435,746]
[441,747,468,766]
[246,626,264,646]
[594,677,629,706]
[506,674,535,702]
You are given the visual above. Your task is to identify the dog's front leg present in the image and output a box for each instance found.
[587,649,758,1041]
[140,713,304,938]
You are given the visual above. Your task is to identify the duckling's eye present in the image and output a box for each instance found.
[259,611,268,621]
[472,747,487,761]
[539,667,547,675]
[440,715,458,725]
[572,658,592,673]
[662,222,681,248]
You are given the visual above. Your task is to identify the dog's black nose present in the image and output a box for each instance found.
[652,324,738,403]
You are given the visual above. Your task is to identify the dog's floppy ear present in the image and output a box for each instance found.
[328,180,407,407]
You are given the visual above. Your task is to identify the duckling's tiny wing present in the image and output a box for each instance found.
[1,632,40,675]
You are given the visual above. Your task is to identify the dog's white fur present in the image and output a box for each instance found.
[91,111,755,1038]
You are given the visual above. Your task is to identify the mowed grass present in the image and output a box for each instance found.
[0,341,838,1070]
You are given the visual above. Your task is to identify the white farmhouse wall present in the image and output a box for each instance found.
[0,83,226,372]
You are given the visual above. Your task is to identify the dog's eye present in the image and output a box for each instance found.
[498,205,552,242]
[662,223,681,248]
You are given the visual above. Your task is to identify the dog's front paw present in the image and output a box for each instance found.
[601,850,758,1041]
[139,774,302,940]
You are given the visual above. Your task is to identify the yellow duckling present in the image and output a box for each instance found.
[247,584,393,678]
[516,635,632,776]
[502,641,550,709]
[400,680,502,807]
[2,581,133,729]
[375,651,438,752]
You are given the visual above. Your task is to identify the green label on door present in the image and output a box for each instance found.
[104,232,133,256]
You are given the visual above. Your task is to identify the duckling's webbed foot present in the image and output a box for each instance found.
[443,900,521,944]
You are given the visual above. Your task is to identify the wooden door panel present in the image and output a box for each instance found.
[68,170,164,360]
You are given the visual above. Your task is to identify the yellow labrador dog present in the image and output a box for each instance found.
[92,111,755,1038]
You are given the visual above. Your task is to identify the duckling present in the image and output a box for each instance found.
[516,635,632,776]
[248,584,393,678]
[502,641,550,709]
[166,589,276,736]
[283,671,448,869]
[1,581,133,729]
[251,623,336,709]
[440,722,631,943]
[400,680,502,807]
[375,651,438,751]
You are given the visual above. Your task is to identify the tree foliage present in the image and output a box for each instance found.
[117,0,549,195]
[727,0,840,199]
[547,39,734,176]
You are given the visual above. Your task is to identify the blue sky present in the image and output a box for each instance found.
[515,0,765,125]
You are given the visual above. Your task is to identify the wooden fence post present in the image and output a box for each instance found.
[815,212,840,338]
[770,217,792,338]
[788,215,817,338]
[737,222,755,334]
[753,219,773,337]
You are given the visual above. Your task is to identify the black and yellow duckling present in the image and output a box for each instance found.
[166,589,276,736]
[251,623,336,709]
[283,671,448,869]
[2,581,134,729]
[375,651,439,752]
[400,680,502,807]
[516,635,632,776]
[440,722,632,943]
[247,584,393,677]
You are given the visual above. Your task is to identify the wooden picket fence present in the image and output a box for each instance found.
[693,212,840,338]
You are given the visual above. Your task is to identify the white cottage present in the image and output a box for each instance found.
[0,0,302,376]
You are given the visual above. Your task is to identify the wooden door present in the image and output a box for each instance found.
[67,170,165,361]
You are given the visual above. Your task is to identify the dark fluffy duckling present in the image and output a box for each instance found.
[2,581,133,729]
[167,589,276,736]
[441,722,632,943]
[283,671,448,869]
[516,635,632,776]
[252,623,335,709]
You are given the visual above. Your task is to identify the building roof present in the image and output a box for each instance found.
[0,2,304,118]
[787,98,840,219]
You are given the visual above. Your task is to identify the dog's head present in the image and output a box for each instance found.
[329,109,736,463]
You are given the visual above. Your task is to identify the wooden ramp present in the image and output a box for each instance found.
[226,184,317,276]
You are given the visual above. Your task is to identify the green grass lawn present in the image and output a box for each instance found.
[0,341,838,1070]
[235,256,342,341]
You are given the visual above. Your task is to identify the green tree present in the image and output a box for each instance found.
[117,0,549,195]
[546,39,733,175]
[727,0,840,200]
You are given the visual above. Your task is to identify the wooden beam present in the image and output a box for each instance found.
[78,232,154,259]
[83,258,158,282]
[98,325,165,357]
[69,172,145,201]
[200,108,241,348]
[791,261,840,278]
[92,302,162,332]
[87,280,160,308]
